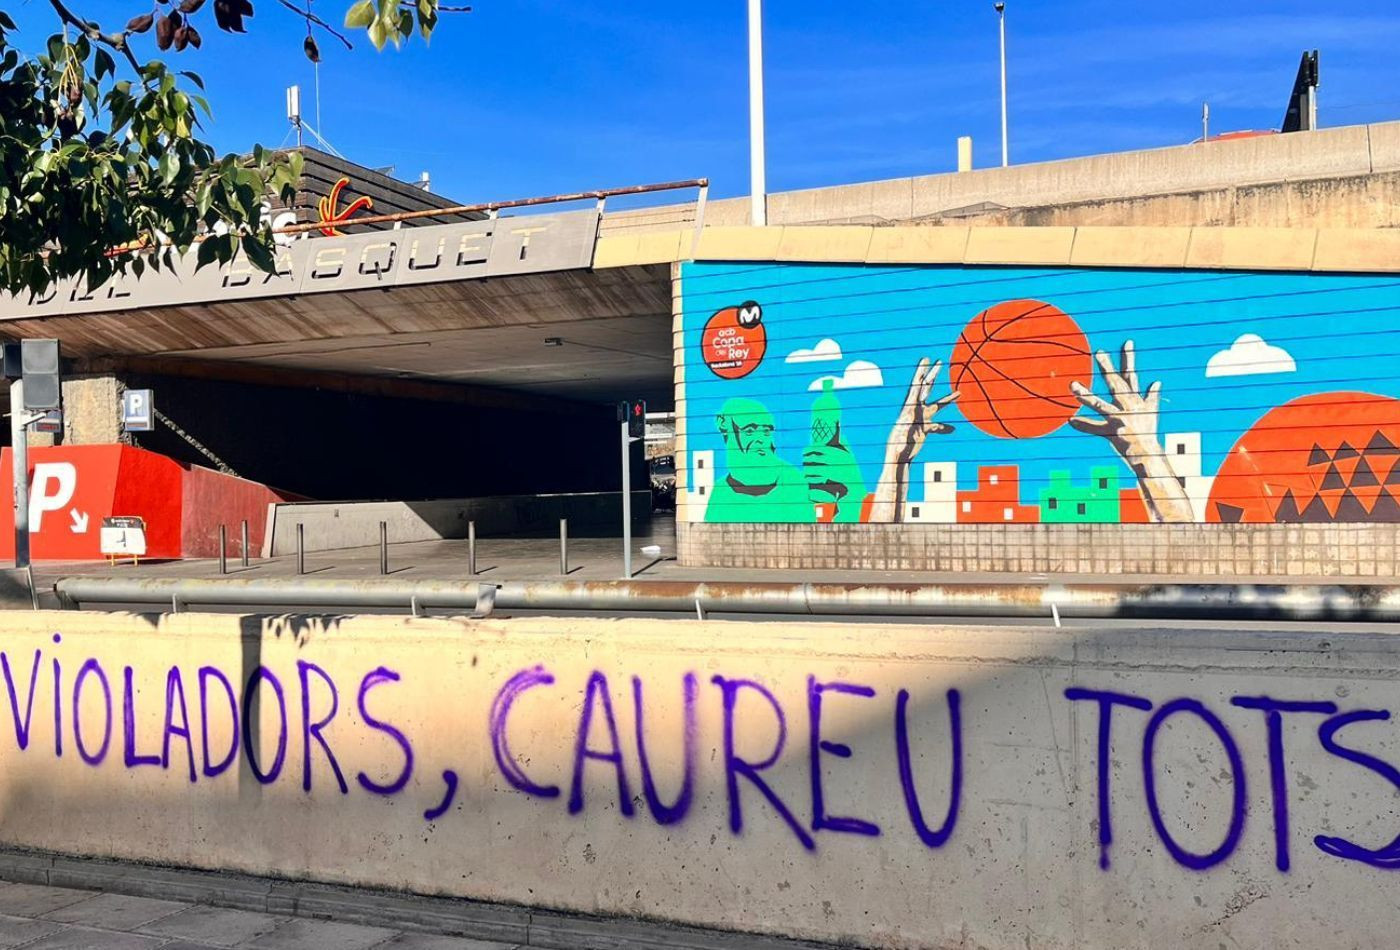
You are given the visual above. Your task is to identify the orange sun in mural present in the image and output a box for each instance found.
[1208,392,1400,523]
[950,299,1092,439]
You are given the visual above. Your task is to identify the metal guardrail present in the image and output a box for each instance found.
[50,576,1400,622]
[272,178,711,237]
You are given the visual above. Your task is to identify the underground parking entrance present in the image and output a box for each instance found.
[0,251,678,565]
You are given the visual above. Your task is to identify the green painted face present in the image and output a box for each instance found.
[717,397,780,486]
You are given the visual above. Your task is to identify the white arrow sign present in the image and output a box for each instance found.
[69,510,89,534]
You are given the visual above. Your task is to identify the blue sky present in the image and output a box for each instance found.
[11,1,1400,204]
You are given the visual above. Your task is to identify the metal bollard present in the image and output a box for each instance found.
[218,524,227,575]
[296,524,305,576]
[559,518,568,575]
[240,520,250,568]
[379,521,388,576]
[468,521,477,576]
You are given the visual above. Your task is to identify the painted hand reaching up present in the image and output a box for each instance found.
[890,358,962,465]
[869,359,961,522]
[1069,341,1194,523]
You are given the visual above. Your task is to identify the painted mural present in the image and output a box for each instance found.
[680,262,1400,524]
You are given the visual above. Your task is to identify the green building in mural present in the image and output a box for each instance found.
[1039,466,1122,523]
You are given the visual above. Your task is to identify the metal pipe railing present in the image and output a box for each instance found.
[49,576,1400,623]
[104,178,711,255]
[270,178,710,237]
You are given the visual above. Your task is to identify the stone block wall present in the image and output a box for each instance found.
[677,521,1400,578]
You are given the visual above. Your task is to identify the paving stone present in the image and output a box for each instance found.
[19,926,168,950]
[374,935,522,950]
[0,913,67,948]
[43,892,188,929]
[0,883,97,917]
[138,906,283,948]
[236,917,398,949]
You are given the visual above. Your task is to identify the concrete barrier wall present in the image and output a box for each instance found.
[265,491,652,556]
[1,611,1399,948]
[602,120,1400,232]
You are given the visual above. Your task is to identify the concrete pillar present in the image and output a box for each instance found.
[61,374,125,445]
[957,136,973,172]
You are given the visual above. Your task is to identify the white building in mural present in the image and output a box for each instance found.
[1163,432,1214,521]
[905,461,958,523]
[686,450,715,521]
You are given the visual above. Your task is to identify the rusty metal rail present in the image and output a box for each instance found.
[107,177,709,254]
[50,575,1400,622]
[273,177,710,236]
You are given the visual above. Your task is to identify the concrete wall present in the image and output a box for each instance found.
[1,610,1399,948]
[602,120,1400,233]
[60,375,124,446]
[266,490,653,556]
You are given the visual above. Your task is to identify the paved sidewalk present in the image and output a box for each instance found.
[0,881,513,949]
[0,851,828,950]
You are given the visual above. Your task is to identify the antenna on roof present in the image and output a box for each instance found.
[285,83,344,158]
[286,84,302,148]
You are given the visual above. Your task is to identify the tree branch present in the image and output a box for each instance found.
[273,0,354,49]
[46,0,142,71]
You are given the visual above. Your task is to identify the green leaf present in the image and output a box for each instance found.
[241,233,275,273]
[158,150,179,185]
[368,17,388,50]
[94,49,115,81]
[195,235,219,271]
[345,0,375,28]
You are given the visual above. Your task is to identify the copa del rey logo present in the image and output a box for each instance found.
[702,302,767,380]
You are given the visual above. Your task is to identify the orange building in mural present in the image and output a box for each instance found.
[955,466,1040,524]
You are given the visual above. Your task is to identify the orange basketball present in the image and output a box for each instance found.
[1208,392,1400,523]
[950,300,1092,439]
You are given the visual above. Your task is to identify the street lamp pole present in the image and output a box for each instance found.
[996,2,1008,167]
[748,0,768,226]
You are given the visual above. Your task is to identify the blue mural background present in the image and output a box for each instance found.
[679,260,1400,523]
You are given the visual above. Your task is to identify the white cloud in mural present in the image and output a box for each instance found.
[809,360,884,391]
[785,338,843,364]
[1205,334,1297,378]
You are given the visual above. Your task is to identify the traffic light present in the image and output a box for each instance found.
[618,399,646,439]
[21,340,60,410]
[2,339,60,410]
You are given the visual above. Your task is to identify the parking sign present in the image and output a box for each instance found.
[122,389,153,432]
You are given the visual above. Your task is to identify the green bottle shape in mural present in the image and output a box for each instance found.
[804,378,866,521]
[810,378,843,454]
